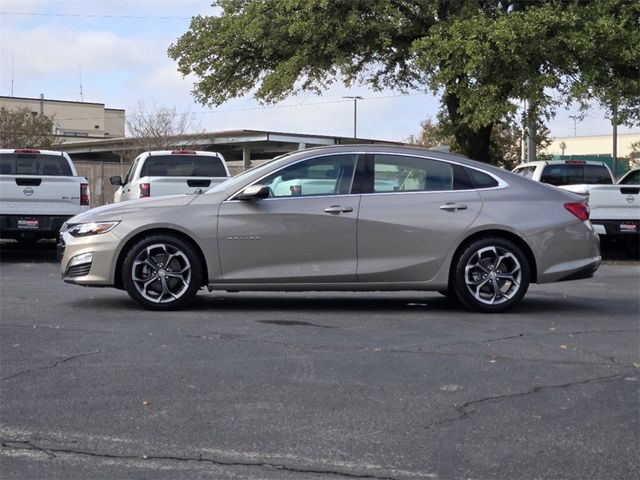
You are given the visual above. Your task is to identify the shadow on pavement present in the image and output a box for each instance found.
[0,240,58,263]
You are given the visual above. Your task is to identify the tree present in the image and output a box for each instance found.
[0,107,59,149]
[168,0,640,164]
[408,114,550,170]
[125,101,203,155]
[406,118,450,149]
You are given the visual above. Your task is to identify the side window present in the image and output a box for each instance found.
[466,168,499,189]
[260,154,358,198]
[620,170,640,185]
[373,155,453,192]
[123,157,141,185]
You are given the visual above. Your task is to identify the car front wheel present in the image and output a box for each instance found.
[122,234,202,310]
[452,237,530,313]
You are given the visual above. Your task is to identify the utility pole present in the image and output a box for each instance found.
[568,115,580,137]
[612,103,618,180]
[527,102,536,163]
[343,96,363,139]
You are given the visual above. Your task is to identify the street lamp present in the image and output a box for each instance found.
[343,96,363,139]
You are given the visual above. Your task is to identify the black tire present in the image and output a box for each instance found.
[452,237,530,313]
[122,234,202,310]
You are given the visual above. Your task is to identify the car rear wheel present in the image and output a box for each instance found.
[122,234,202,310]
[452,237,530,313]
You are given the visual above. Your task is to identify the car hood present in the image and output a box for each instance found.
[66,194,199,224]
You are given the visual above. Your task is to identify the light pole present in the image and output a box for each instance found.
[343,96,363,139]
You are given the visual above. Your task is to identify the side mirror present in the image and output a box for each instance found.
[110,176,123,186]
[236,184,270,201]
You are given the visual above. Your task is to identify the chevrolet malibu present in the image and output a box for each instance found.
[59,145,600,313]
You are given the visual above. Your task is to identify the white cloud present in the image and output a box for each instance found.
[1,26,154,76]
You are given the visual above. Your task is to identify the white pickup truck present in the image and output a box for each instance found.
[513,160,639,255]
[110,150,230,202]
[0,149,90,242]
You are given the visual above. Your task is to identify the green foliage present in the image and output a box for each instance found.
[169,0,640,163]
[0,107,59,149]
[574,0,640,126]
[409,113,550,170]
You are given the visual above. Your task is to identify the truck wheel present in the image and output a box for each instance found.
[452,237,530,313]
[122,234,202,310]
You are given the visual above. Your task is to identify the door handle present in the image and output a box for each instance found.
[324,205,354,214]
[439,203,468,211]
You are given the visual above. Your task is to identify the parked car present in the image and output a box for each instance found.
[110,150,230,202]
[59,145,600,313]
[0,149,89,242]
[513,160,638,256]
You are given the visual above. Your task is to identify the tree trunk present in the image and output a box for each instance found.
[444,92,493,163]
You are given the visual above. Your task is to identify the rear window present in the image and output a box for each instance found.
[139,154,227,177]
[540,164,612,186]
[0,153,73,176]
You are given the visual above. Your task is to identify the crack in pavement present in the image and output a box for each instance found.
[1,349,102,382]
[0,439,430,480]
[426,372,628,430]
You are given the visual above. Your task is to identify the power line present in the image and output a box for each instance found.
[21,92,429,122]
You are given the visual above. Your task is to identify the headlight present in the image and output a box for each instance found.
[67,221,120,238]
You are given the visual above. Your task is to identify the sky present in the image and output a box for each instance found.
[1,0,637,142]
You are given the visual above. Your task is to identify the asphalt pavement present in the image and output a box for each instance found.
[1,241,638,480]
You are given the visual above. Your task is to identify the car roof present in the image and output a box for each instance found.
[514,159,609,168]
[143,150,222,157]
[0,148,69,156]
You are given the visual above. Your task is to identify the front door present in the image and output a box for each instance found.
[217,154,361,283]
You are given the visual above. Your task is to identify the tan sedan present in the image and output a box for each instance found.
[59,145,600,313]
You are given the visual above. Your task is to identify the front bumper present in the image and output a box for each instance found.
[59,230,121,286]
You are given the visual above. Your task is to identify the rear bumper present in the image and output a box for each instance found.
[591,219,639,237]
[554,258,601,282]
[530,221,602,284]
[0,214,71,240]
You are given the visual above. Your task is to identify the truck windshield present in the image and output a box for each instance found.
[540,164,613,186]
[0,153,73,176]
[139,155,227,177]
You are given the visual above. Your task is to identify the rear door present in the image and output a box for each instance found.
[217,153,361,283]
[357,154,483,282]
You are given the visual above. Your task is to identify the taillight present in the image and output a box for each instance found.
[80,183,90,206]
[14,149,41,154]
[171,150,196,154]
[564,201,589,222]
[139,183,150,198]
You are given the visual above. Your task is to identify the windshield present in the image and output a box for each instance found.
[206,154,290,193]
